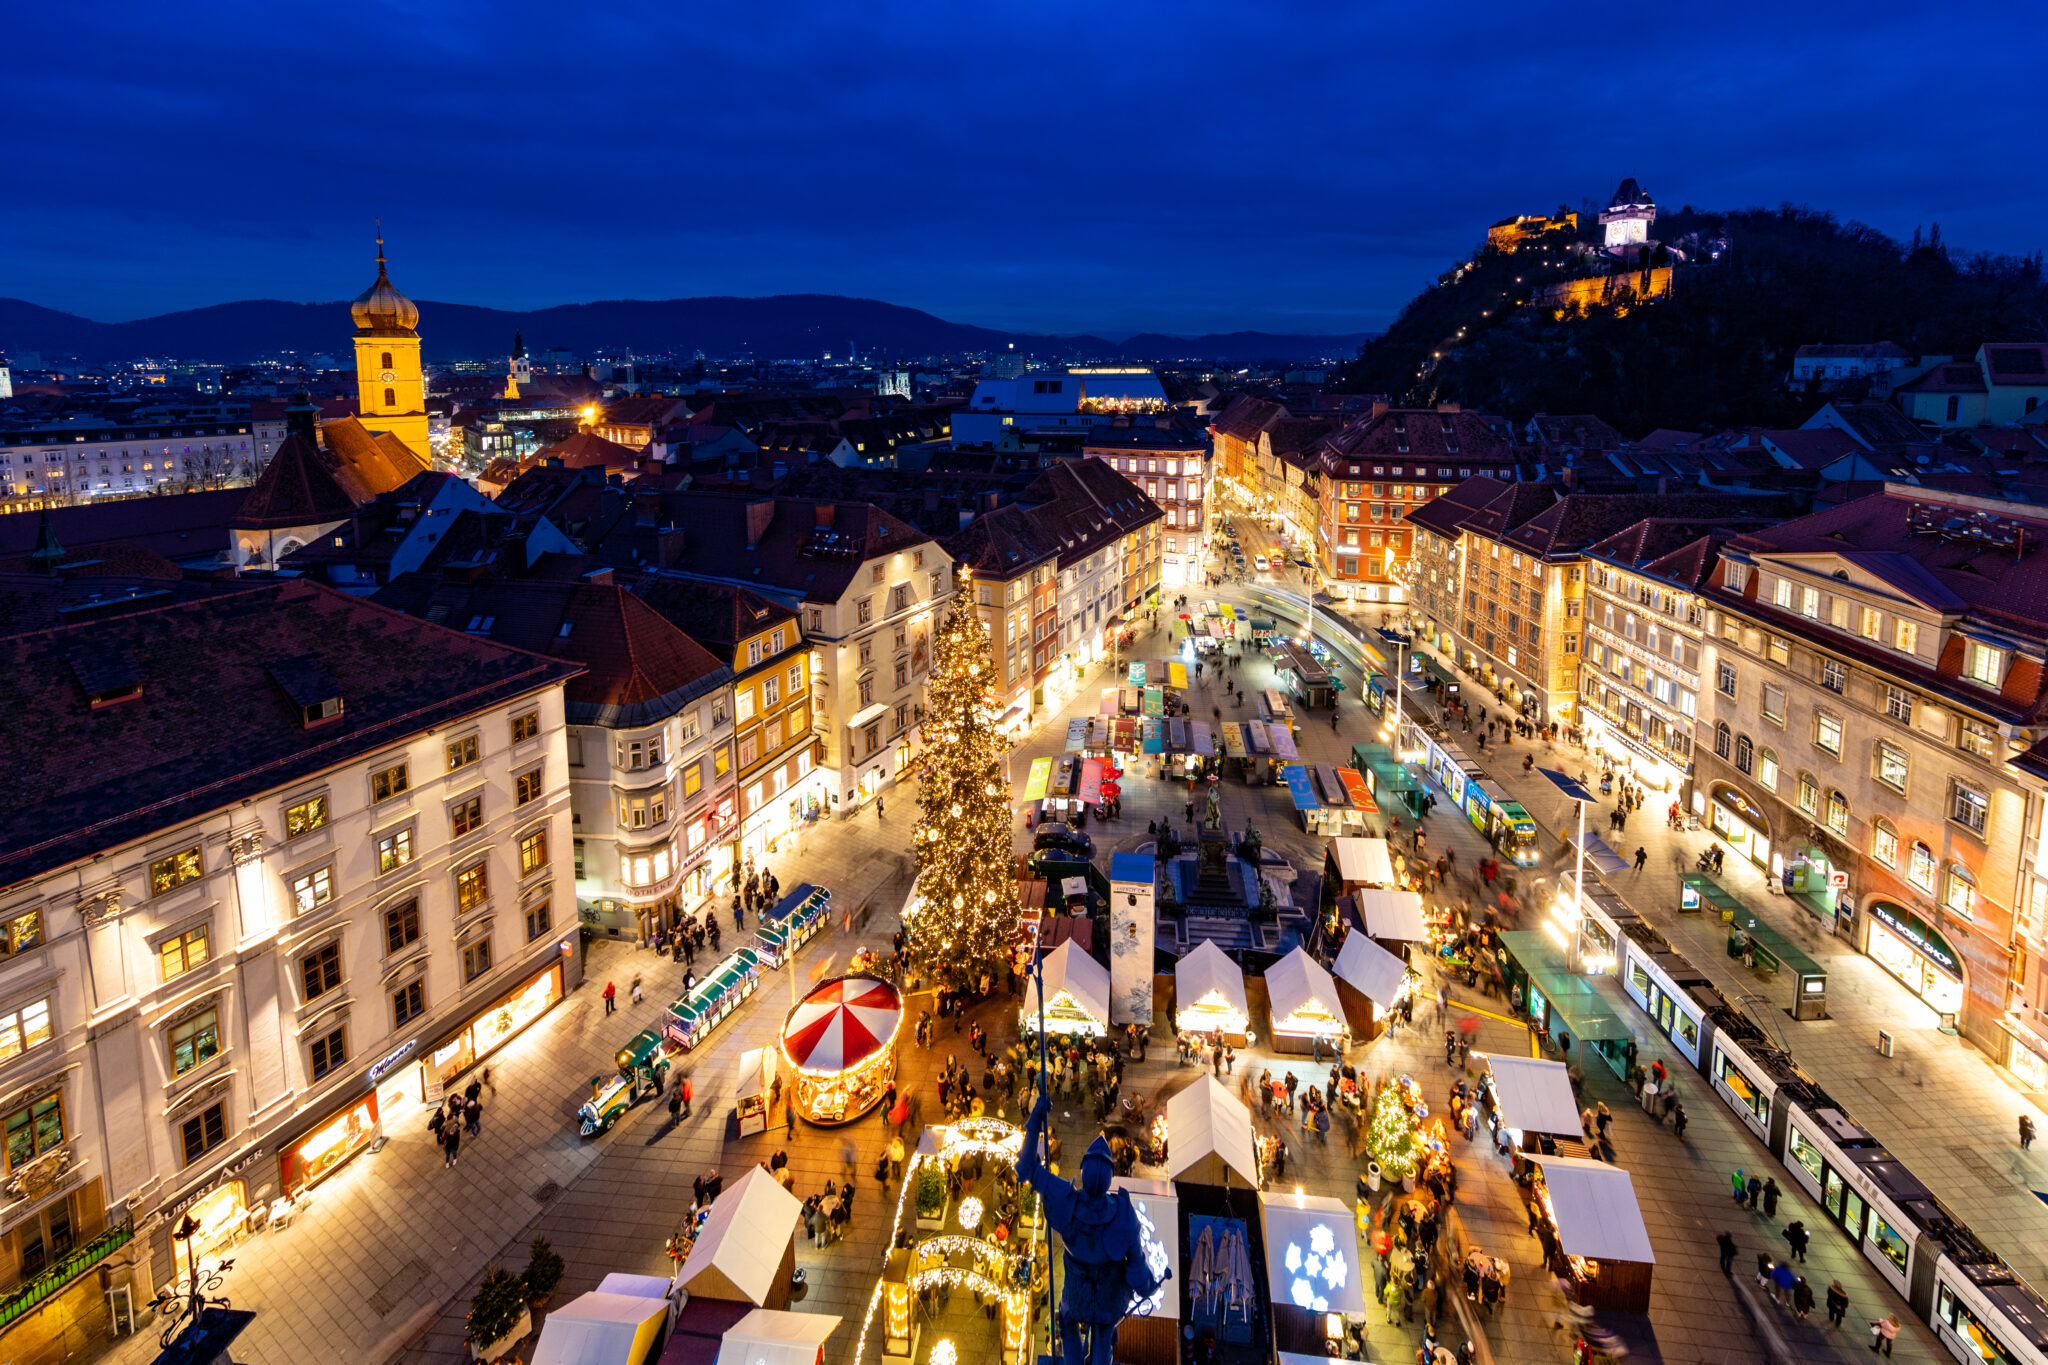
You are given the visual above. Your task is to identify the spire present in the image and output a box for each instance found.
[29,508,64,574]
[375,218,387,276]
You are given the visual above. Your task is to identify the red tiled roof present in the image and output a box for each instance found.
[538,430,644,470]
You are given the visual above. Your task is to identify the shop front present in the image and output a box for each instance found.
[1707,784,1772,871]
[1864,901,1964,1019]
[421,961,566,1104]
[1780,847,1842,926]
[278,1091,380,1196]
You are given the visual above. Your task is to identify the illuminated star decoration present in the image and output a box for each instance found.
[1127,1197,1171,1317]
[930,1340,958,1365]
[1284,1225,1349,1311]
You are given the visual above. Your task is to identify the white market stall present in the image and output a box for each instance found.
[1110,1176,1181,1365]
[1477,1053,1583,1153]
[1175,941,1250,1044]
[712,1309,841,1365]
[1524,1153,1656,1312]
[1328,837,1397,888]
[1352,887,1428,945]
[1022,940,1112,1037]
[531,1276,677,1365]
[1165,1075,1261,1189]
[676,1166,804,1309]
[1264,947,1346,1055]
[734,1048,778,1137]
[1260,1190,1369,1357]
[1332,932,1411,1040]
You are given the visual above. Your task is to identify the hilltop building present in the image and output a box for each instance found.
[1599,178,1657,253]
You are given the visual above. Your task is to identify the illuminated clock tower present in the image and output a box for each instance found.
[350,228,429,458]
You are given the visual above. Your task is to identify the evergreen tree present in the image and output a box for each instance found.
[905,570,1020,990]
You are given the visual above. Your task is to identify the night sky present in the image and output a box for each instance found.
[6,0,2043,336]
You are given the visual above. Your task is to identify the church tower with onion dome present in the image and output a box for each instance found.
[350,225,429,458]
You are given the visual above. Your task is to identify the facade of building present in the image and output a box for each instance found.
[0,580,579,1358]
[1080,423,1207,588]
[945,506,1061,727]
[953,369,1168,446]
[349,238,430,460]
[0,412,260,510]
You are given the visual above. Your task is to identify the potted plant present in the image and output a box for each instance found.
[466,1266,532,1363]
[914,1163,948,1231]
[523,1236,565,1310]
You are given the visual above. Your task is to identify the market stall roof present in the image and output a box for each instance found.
[1266,947,1341,1026]
[531,1290,670,1365]
[1526,1154,1656,1264]
[1330,837,1396,886]
[1333,933,1408,1009]
[677,1166,804,1305]
[1259,1192,1370,1314]
[1478,1054,1582,1136]
[712,1310,842,1365]
[1352,887,1427,942]
[1112,1177,1182,1320]
[1024,940,1111,1025]
[734,1047,772,1097]
[780,975,902,1074]
[1174,941,1248,1021]
[1166,1075,1260,1188]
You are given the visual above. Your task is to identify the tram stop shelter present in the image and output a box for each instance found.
[1677,871,1743,920]
[1166,1075,1261,1188]
[1495,932,1637,1079]
[676,1166,803,1308]
[1728,914,1828,1021]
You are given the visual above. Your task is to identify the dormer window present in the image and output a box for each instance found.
[269,656,344,728]
[1964,641,2005,687]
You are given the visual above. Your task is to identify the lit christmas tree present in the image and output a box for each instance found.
[1366,1075,1427,1181]
[905,569,1021,991]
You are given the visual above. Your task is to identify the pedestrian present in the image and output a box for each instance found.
[667,1086,683,1126]
[442,1124,460,1168]
[1872,1313,1898,1356]
[1633,846,1648,871]
[1716,1231,1737,1276]
[602,979,617,1015]
[877,797,884,819]
[1762,1176,1781,1218]
[1731,1169,1747,1204]
[1786,1220,1809,1262]
[464,1094,482,1137]
[428,1105,446,1143]
[734,901,745,931]
[1793,1276,1814,1320]
[1746,1174,1763,1210]
[1672,1101,1688,1140]
[1826,1280,1848,1328]
[680,1074,694,1118]
[786,1101,797,1137]
[2023,1114,2037,1150]
[631,973,644,1006]
[1771,1259,1795,1307]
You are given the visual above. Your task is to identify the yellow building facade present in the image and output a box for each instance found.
[350,233,430,458]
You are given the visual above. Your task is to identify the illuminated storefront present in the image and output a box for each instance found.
[279,1094,379,1194]
[1864,901,1964,1018]
[422,962,565,1103]
[1707,784,1771,870]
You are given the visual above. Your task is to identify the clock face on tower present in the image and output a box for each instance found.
[379,370,397,382]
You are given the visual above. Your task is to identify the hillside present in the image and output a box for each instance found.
[0,294,1370,367]
[1335,207,2048,435]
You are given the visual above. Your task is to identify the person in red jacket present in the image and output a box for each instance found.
[679,1075,694,1118]
[602,980,617,1015]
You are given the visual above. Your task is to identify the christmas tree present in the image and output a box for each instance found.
[905,569,1021,990]
[1367,1075,1427,1181]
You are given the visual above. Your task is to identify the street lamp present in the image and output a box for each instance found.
[1537,767,1599,972]
[1373,626,1410,745]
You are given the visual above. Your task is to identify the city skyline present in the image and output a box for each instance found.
[5,0,2046,333]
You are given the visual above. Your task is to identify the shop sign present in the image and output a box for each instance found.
[367,1037,420,1086]
[165,1146,267,1223]
[1714,785,1768,829]
[1869,902,1958,974]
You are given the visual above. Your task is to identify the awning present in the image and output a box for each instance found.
[1168,662,1189,690]
[846,701,888,731]
[734,1047,774,1099]
[1065,719,1093,752]
[1330,837,1396,886]
[1166,1075,1261,1188]
[677,1166,804,1305]
[1206,619,1226,639]
[1282,764,1320,811]
[1142,719,1165,754]
[1353,888,1427,943]
[1143,686,1165,717]
[1221,723,1247,758]
[1336,768,1378,814]
[1266,947,1342,1026]
[1526,1154,1656,1264]
[713,1310,842,1365]
[1311,763,1349,806]
[1567,832,1630,876]
[1128,662,1147,685]
[1190,721,1216,757]
[1174,941,1248,1023]
[1022,757,1052,801]
[1259,1193,1370,1313]
[1479,1054,1582,1136]
[1333,933,1408,1009]
[1269,727,1299,761]
[1024,940,1111,1025]
[1078,757,1105,805]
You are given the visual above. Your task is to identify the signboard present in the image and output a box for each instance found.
[1221,723,1247,759]
[1337,768,1378,814]
[1128,662,1147,686]
[1142,719,1166,754]
[1167,662,1189,690]
[1143,687,1165,717]
[1024,758,1053,801]
[1065,719,1092,753]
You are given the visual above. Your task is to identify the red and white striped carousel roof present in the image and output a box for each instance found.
[780,975,903,1073]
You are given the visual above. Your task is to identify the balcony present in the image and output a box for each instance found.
[0,1221,131,1334]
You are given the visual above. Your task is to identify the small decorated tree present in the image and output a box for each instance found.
[465,1266,528,1356]
[914,1162,948,1220]
[522,1235,565,1307]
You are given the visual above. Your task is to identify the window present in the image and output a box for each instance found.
[1815,714,1842,755]
[1952,782,1989,834]
[1716,661,1737,697]
[519,829,548,876]
[1830,596,1850,629]
[857,598,873,625]
[1767,636,1790,665]
[179,1103,227,1165]
[1761,684,1785,725]
[284,796,328,839]
[763,675,780,707]
[300,943,342,1001]
[385,900,420,953]
[515,769,543,806]
[463,938,493,983]
[1820,659,1845,693]
[308,1025,347,1081]
[1800,586,1820,619]
[1772,578,1793,609]
[1870,741,1909,791]
[4,1094,63,1171]
[511,710,540,743]
[1756,748,1779,791]
[159,926,210,980]
[1892,619,1917,655]
[150,845,203,896]
[371,763,409,803]
[457,862,489,911]
[1714,723,1732,759]
[1899,842,1937,893]
[377,827,414,874]
[0,999,53,1063]
[169,1008,221,1076]
[1826,790,1849,836]
[1945,865,1977,919]
[445,736,479,772]
[1860,607,1881,640]
[451,794,483,838]
[1884,687,1912,724]
[1797,773,1819,816]
[1960,717,1997,759]
[1964,641,2004,686]
[383,387,396,407]
[291,866,332,914]
[1734,735,1754,773]
[1871,821,1898,867]
[788,663,804,696]
[525,901,553,941]
[393,980,425,1027]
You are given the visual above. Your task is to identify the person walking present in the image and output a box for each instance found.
[1633,846,1648,872]
[876,797,884,819]
[442,1124,461,1168]
[630,973,644,1006]
[1762,1176,1781,1218]
[1672,1101,1688,1140]
[1745,1174,1763,1210]
[1786,1220,1810,1262]
[667,1085,684,1127]
[602,980,617,1015]
[2022,1114,2037,1150]
[679,1074,694,1118]
[1826,1280,1849,1328]
[1792,1276,1814,1320]
[1716,1231,1737,1276]
[1872,1313,1899,1356]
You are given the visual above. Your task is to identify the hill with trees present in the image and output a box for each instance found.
[1334,206,2048,435]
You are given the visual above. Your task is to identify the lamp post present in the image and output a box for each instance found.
[1536,767,1599,974]
[1373,627,1410,748]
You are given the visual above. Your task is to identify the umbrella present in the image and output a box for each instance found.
[1457,1015,1481,1036]
[1191,1224,1217,1316]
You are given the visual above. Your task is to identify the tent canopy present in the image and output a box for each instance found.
[1479,1054,1582,1136]
[1266,947,1342,1027]
[780,975,901,1074]
[677,1166,803,1305]
[1165,1075,1260,1187]
[712,1309,841,1365]
[1259,1193,1369,1314]
[1330,837,1396,886]
[1527,1154,1656,1264]
[1024,940,1111,1025]
[531,1292,669,1365]
[1352,888,1427,943]
[734,1048,774,1098]
[1333,934,1408,1010]
[1175,941,1248,1021]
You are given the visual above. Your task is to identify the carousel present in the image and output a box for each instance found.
[779,974,903,1125]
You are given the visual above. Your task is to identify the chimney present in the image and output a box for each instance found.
[1371,401,1390,419]
[746,500,777,548]
[658,523,686,565]
[581,565,614,586]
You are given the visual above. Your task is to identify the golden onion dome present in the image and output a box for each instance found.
[350,230,419,334]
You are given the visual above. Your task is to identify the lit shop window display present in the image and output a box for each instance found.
[1265,946,1347,1051]
[1020,940,1111,1038]
[779,974,902,1124]
[280,1094,379,1193]
[1174,940,1249,1043]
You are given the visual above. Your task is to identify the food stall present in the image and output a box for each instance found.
[712,1310,841,1365]
[734,1047,778,1137]
[1350,887,1428,949]
[1165,1075,1261,1189]
[1476,1053,1585,1158]
[1021,940,1111,1037]
[1521,1154,1655,1312]
[1332,930,1411,1042]
[1264,947,1347,1055]
[755,884,829,968]
[662,947,763,1053]
[779,974,902,1125]
[1174,940,1250,1045]
[1111,1177,1181,1365]
[1281,764,1328,834]
[531,1276,677,1365]
[1259,1191,1369,1356]
[676,1166,805,1309]
[1326,836,1397,890]
[579,1027,674,1136]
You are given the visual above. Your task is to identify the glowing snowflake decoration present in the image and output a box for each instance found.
[1125,1196,1171,1317]
[1284,1243,1303,1274]
[1309,1225,1336,1256]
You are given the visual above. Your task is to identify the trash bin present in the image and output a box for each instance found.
[1877,1030,1894,1058]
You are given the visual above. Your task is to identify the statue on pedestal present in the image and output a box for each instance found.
[1203,783,1222,831]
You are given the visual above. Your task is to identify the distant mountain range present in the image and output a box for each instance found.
[0,294,1372,368]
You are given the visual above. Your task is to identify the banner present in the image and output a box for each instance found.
[1023,757,1052,800]
[1282,764,1320,810]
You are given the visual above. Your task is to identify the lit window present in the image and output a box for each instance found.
[1826,790,1849,836]
[1815,714,1842,755]
[1767,636,1790,665]
[457,861,489,911]
[1870,821,1897,867]
[515,769,543,805]
[1797,773,1819,815]
[1964,641,2004,686]
[150,845,203,896]
[0,999,53,1063]
[169,1008,221,1076]
[1892,619,1917,655]
[451,794,483,838]
[1945,865,1977,918]
[377,828,414,874]
[519,829,549,876]
[4,1094,64,1171]
[1908,841,1936,892]
[291,866,333,913]
[284,796,328,839]
[1860,607,1881,640]
[1951,783,1989,834]
[1756,748,1779,791]
[446,735,479,771]
[159,926,210,980]
[511,711,540,743]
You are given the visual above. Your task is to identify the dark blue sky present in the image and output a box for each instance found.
[6,0,2043,335]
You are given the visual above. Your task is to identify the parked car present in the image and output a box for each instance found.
[1034,826,1095,859]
